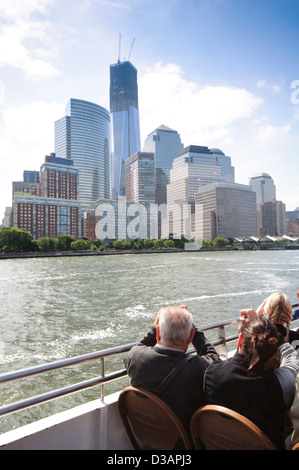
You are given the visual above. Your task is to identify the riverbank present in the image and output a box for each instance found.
[0,246,235,260]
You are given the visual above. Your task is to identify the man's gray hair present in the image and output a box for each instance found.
[158,305,193,347]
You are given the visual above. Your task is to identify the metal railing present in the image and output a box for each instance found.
[0,313,297,419]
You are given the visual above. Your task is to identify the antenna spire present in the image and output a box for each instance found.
[118,33,121,62]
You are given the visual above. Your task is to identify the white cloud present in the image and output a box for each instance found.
[257,79,266,89]
[0,0,54,20]
[139,62,262,146]
[0,0,59,77]
[3,101,63,144]
[0,25,59,76]
[272,85,283,94]
[256,79,283,94]
[0,101,64,215]
[92,0,131,9]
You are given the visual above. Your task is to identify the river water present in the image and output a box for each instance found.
[0,249,298,432]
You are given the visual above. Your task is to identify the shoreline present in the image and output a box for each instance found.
[1,245,298,260]
[0,246,235,260]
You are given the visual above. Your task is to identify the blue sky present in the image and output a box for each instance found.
[0,0,299,221]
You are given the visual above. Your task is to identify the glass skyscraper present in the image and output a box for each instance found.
[110,60,141,199]
[55,98,111,211]
[249,173,276,205]
[143,125,184,181]
[249,173,276,236]
[143,125,184,204]
[167,145,235,206]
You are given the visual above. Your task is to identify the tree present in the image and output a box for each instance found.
[30,240,39,252]
[171,237,188,248]
[143,238,155,249]
[56,234,75,251]
[164,239,175,248]
[134,239,144,250]
[0,227,32,252]
[71,239,92,251]
[37,237,57,252]
[203,239,215,247]
[112,239,131,250]
[93,238,103,249]
[153,238,165,248]
[213,237,230,247]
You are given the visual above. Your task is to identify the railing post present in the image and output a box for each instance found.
[217,325,227,358]
[100,358,105,401]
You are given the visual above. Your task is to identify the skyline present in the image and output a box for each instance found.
[0,0,299,221]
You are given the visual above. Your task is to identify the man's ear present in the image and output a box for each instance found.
[156,325,161,343]
[188,327,195,344]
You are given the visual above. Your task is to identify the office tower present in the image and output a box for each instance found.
[167,145,235,207]
[195,182,257,240]
[12,171,42,197]
[124,152,155,240]
[287,218,299,237]
[23,171,40,184]
[261,200,286,236]
[125,152,155,204]
[286,207,299,236]
[249,173,276,236]
[143,125,184,180]
[55,99,111,211]
[249,173,276,204]
[12,154,81,239]
[41,153,78,200]
[110,60,141,199]
[143,125,184,203]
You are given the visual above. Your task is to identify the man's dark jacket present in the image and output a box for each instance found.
[124,326,219,431]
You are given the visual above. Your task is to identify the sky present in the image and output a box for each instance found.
[0,0,299,221]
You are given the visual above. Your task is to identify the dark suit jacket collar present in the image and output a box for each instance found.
[154,345,186,356]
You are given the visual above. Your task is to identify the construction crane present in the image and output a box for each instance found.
[127,37,135,61]
[118,35,135,62]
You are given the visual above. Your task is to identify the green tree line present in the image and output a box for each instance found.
[0,227,231,253]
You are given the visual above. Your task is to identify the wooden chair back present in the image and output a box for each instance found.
[118,386,192,450]
[191,405,276,450]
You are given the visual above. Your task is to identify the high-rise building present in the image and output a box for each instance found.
[125,152,155,204]
[23,171,40,184]
[195,182,257,240]
[143,125,184,203]
[41,154,78,200]
[55,98,111,211]
[12,154,81,239]
[261,200,286,236]
[12,171,42,197]
[286,207,299,236]
[249,173,276,236]
[167,145,235,207]
[110,60,141,199]
[249,173,276,204]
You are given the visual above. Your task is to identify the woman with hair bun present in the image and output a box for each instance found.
[257,292,299,348]
[203,310,299,449]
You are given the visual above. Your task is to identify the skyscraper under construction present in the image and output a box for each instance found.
[110,60,141,199]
